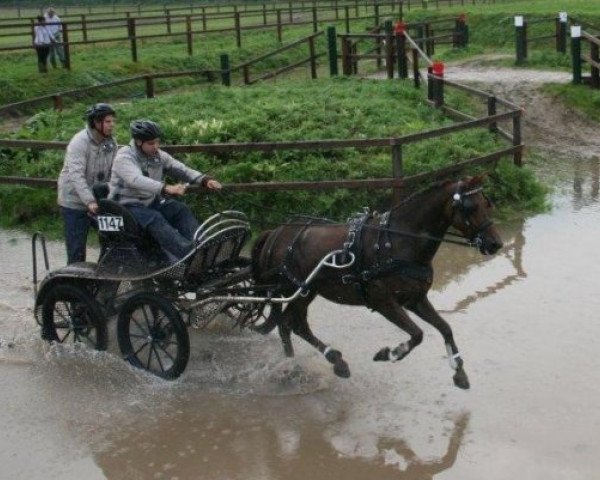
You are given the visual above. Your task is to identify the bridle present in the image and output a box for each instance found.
[367,184,495,249]
[449,185,495,248]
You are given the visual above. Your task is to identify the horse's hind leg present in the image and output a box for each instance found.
[373,300,424,363]
[278,321,294,358]
[407,297,470,390]
[286,298,351,378]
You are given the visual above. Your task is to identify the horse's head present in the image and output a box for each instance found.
[448,175,503,255]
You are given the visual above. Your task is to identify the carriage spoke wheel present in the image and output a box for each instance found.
[221,299,273,330]
[117,293,189,380]
[41,283,108,351]
[215,279,275,330]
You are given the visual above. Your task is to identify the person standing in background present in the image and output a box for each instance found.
[33,15,52,73]
[44,6,65,68]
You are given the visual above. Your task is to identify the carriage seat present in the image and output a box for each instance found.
[92,182,141,242]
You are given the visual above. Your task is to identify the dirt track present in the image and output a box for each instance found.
[443,62,600,160]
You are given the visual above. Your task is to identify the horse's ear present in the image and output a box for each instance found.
[466,173,488,188]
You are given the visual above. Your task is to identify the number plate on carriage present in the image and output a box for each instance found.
[97,215,124,232]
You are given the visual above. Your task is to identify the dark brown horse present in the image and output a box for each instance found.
[251,175,503,389]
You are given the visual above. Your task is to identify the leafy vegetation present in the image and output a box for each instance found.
[0,77,543,235]
[3,0,576,237]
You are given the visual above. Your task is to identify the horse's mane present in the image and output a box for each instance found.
[391,179,453,212]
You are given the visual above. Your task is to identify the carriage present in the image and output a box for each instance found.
[31,193,354,379]
[32,176,502,387]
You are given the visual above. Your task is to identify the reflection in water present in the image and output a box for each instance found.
[93,401,470,480]
[437,218,527,315]
[573,157,600,210]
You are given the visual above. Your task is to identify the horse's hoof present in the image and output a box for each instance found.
[333,360,351,378]
[453,368,470,390]
[373,347,390,362]
[325,349,342,364]
[250,321,277,335]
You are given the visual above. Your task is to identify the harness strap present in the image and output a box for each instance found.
[342,259,433,286]
[280,220,313,293]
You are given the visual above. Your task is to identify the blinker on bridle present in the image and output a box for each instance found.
[451,186,494,241]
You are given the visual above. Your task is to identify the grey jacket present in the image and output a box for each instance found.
[109,140,206,206]
[57,127,117,210]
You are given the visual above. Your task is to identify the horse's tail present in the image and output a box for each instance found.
[251,229,272,283]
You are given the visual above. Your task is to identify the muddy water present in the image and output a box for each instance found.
[1,158,600,480]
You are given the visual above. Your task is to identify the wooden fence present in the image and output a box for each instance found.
[338,16,466,77]
[571,27,600,88]
[0,0,504,22]
[0,7,522,200]
[0,30,326,115]
[514,13,570,65]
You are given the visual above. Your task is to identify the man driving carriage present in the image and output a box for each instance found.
[109,119,222,260]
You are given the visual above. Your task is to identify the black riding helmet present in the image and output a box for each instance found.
[86,103,116,128]
[130,119,162,142]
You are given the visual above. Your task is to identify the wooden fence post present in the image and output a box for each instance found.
[385,20,394,80]
[513,111,522,166]
[202,7,207,31]
[309,36,317,79]
[263,4,267,25]
[412,49,420,88]
[396,28,408,78]
[52,94,63,111]
[312,7,318,33]
[556,11,567,53]
[454,14,467,48]
[145,75,155,98]
[81,14,88,42]
[515,15,526,65]
[166,9,171,35]
[276,10,282,42]
[591,39,600,88]
[571,26,582,84]
[186,15,193,56]
[433,62,444,107]
[487,96,498,133]
[243,65,250,85]
[327,25,338,76]
[127,17,138,62]
[220,53,231,86]
[427,66,433,100]
[425,22,434,56]
[62,22,71,70]
[344,5,350,33]
[235,11,241,48]
[374,3,380,28]
[341,36,351,75]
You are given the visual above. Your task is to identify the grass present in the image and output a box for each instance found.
[4,0,585,238]
[541,82,600,123]
[0,76,545,236]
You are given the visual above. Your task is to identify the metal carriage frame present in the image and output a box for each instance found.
[32,207,353,379]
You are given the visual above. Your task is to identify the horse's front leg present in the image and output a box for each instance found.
[373,300,424,363]
[407,297,470,390]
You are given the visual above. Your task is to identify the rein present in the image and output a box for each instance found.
[363,223,479,248]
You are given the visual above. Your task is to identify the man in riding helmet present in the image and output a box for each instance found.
[57,103,117,264]
[109,119,222,260]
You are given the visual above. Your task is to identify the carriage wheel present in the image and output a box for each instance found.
[117,293,189,380]
[221,298,274,330]
[212,278,276,330]
[41,283,108,351]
